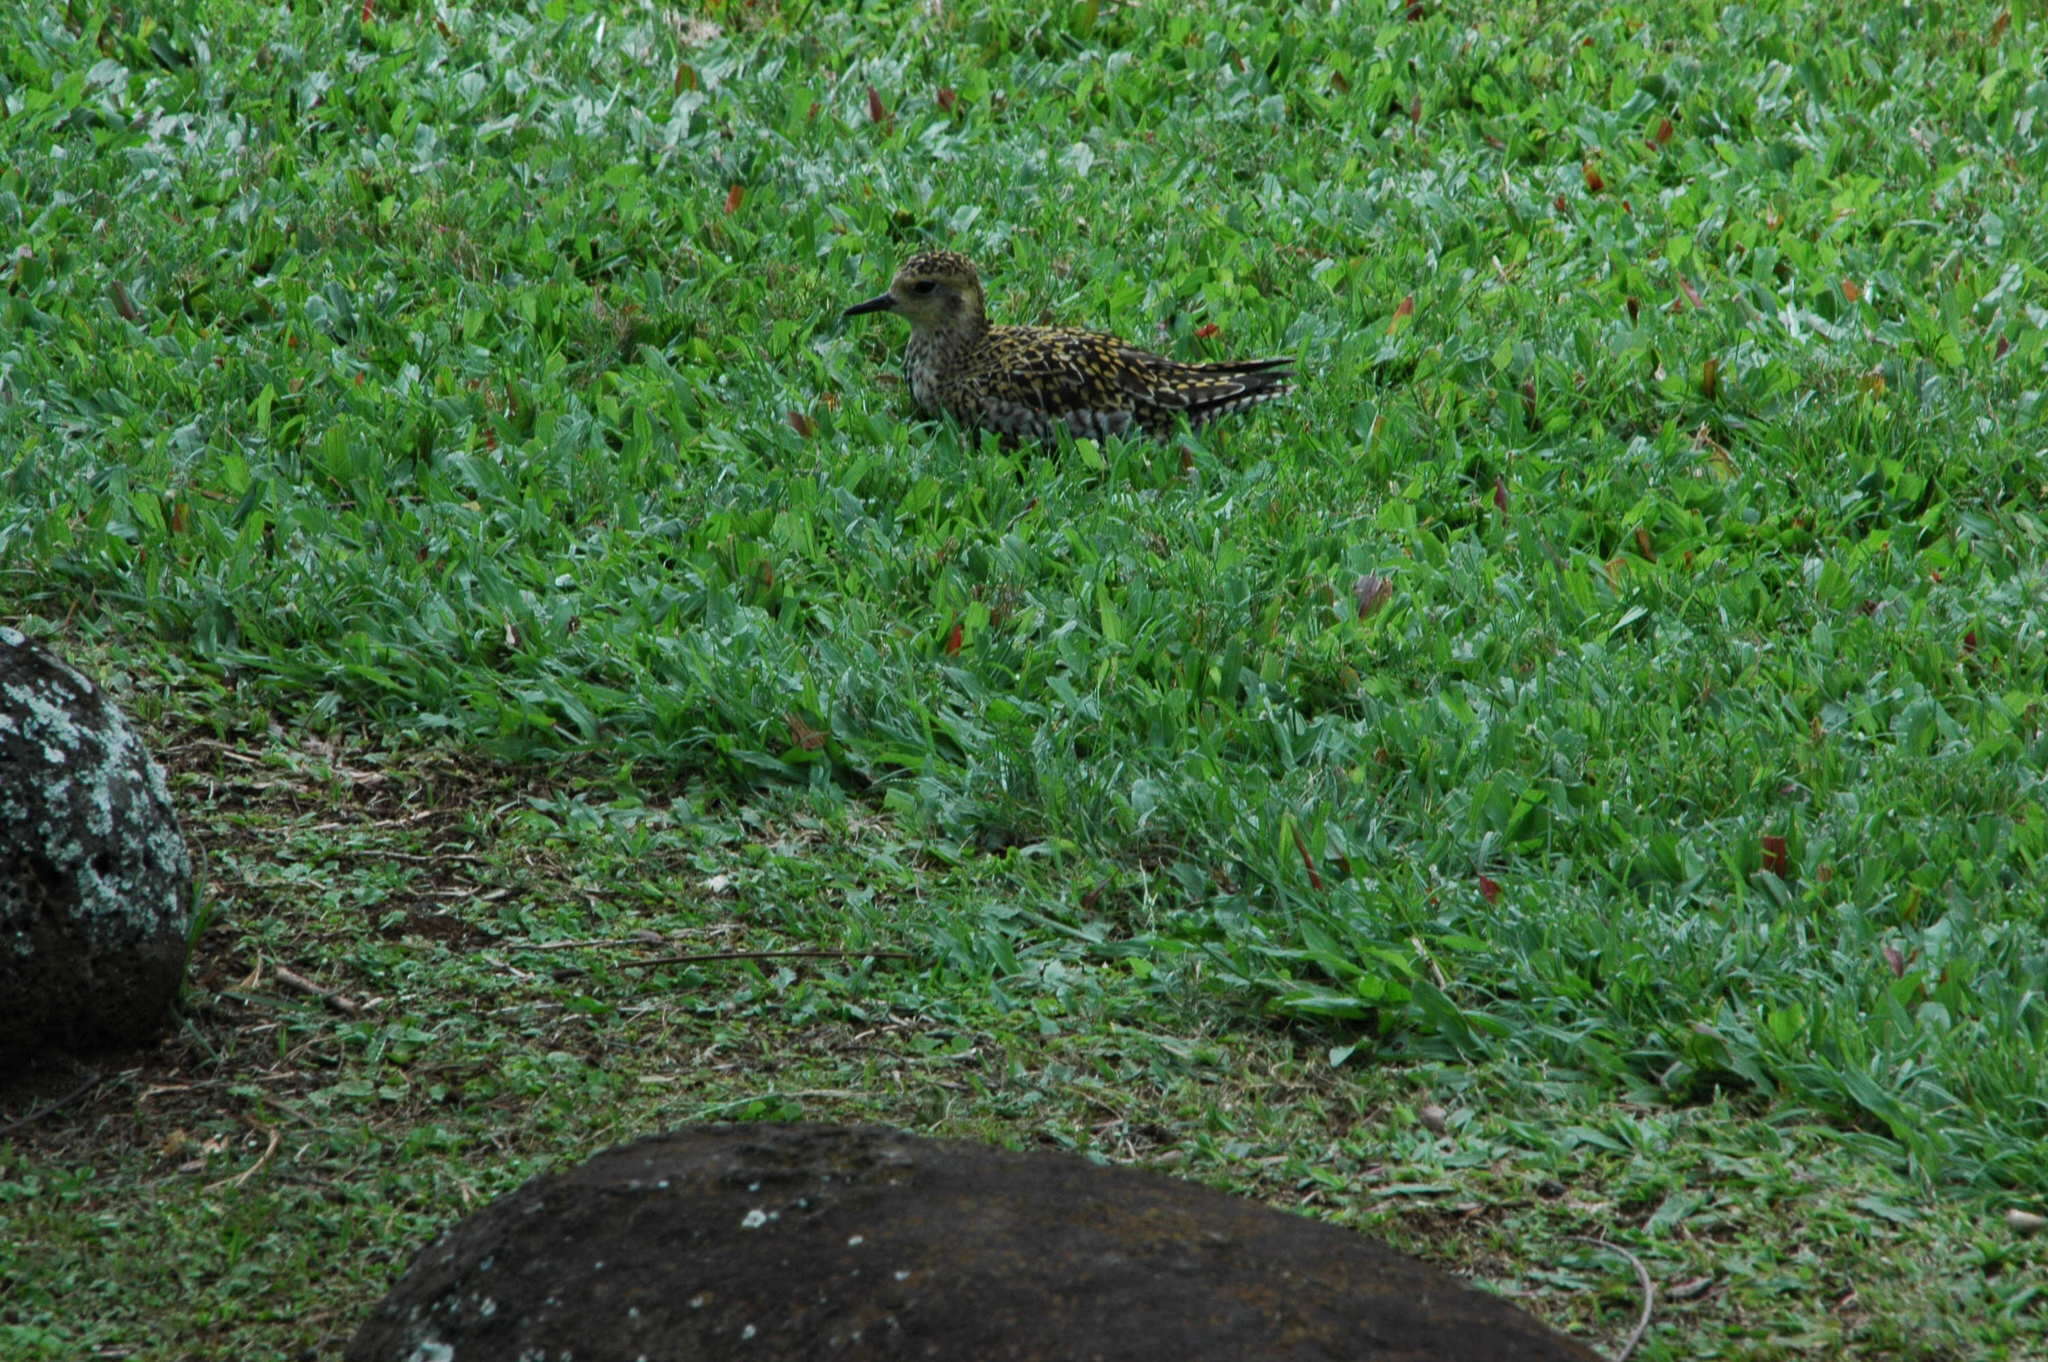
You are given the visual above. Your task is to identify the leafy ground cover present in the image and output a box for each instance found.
[3,1,2045,1358]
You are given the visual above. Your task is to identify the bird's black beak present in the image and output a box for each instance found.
[843,292,895,318]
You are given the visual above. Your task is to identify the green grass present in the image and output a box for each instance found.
[3,1,2046,1358]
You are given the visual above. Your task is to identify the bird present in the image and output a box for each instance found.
[843,250,1294,443]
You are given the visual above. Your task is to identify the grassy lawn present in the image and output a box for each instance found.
[3,1,2046,1357]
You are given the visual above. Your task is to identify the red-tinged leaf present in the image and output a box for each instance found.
[724,183,745,215]
[1625,294,1640,323]
[1408,94,1422,123]
[1634,527,1656,561]
[1995,335,2010,359]
[1991,8,2010,39]
[936,86,958,114]
[110,280,140,322]
[1761,834,1789,878]
[1329,70,1351,94]
[1962,630,1978,656]
[1492,476,1508,515]
[1291,822,1324,891]
[1840,278,1864,303]
[676,64,699,94]
[1677,274,1702,309]
[361,0,373,20]
[1882,944,1906,978]
[1520,379,1537,424]
[758,559,775,589]
[1406,1,1426,19]
[867,85,889,124]
[1553,194,1569,213]
[787,409,816,438]
[168,500,190,535]
[1652,116,1674,146]
[1477,874,1501,904]
[806,100,820,120]
[1582,161,1605,193]
[943,621,963,655]
[1353,573,1393,618]
[1701,355,1720,399]
[819,391,840,412]
[786,712,827,751]
[1387,294,1414,334]
[1194,322,1220,339]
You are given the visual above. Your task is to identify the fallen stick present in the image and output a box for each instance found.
[206,1124,282,1192]
[1569,1235,1655,1362]
[0,1069,103,1138]
[274,965,366,1016]
[620,948,913,969]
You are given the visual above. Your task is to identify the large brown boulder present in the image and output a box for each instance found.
[349,1122,1604,1362]
[0,627,193,1068]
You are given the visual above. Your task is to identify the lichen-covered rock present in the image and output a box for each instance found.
[348,1123,1604,1362]
[0,627,193,1067]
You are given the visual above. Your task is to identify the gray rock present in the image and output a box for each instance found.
[0,627,193,1067]
[348,1122,1604,1362]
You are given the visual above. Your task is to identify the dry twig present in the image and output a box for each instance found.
[1570,1235,1655,1362]
[273,965,367,1016]
[206,1124,282,1192]
[0,1069,104,1138]
[512,935,668,952]
[620,948,912,969]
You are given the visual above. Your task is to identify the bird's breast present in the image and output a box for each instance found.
[903,334,948,413]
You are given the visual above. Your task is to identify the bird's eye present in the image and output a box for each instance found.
[909,280,938,295]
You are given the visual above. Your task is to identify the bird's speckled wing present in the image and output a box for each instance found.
[965,328,1291,438]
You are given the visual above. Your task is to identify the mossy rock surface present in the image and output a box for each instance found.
[349,1122,1605,1362]
[0,628,192,1069]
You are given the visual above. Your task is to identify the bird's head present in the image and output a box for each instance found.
[844,250,986,332]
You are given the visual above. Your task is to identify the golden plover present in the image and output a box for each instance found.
[843,250,1293,442]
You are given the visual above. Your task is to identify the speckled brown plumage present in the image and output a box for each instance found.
[844,250,1294,442]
